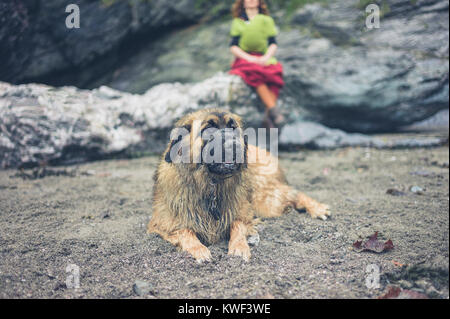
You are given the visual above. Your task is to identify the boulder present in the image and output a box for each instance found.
[0,74,258,168]
[283,0,449,132]
[0,0,209,85]
[98,0,449,132]
[1,75,446,169]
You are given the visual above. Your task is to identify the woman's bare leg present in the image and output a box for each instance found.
[256,84,276,109]
[256,84,284,127]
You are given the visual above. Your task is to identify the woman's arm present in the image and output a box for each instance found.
[259,44,277,65]
[230,43,278,66]
[230,45,260,64]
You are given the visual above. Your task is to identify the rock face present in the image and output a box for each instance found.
[0,74,258,168]
[90,21,234,93]
[1,0,448,163]
[95,0,450,132]
[282,0,449,132]
[0,0,213,86]
[1,77,446,169]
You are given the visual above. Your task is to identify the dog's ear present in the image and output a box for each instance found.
[165,124,191,163]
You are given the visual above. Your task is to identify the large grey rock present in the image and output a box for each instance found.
[1,75,446,169]
[98,0,449,132]
[2,1,448,133]
[279,122,384,149]
[0,0,210,85]
[279,121,446,150]
[0,74,258,168]
[283,0,449,132]
[403,109,449,131]
[91,21,234,93]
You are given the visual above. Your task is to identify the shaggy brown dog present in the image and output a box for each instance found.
[147,108,330,262]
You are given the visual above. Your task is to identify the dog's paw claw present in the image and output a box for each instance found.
[308,203,331,220]
[189,245,212,263]
[228,242,251,262]
[196,257,211,264]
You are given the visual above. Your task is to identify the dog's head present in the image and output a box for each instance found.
[164,108,248,179]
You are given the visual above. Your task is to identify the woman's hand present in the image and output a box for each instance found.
[257,55,270,66]
[256,44,278,66]
[230,45,275,66]
[245,55,269,66]
[245,55,261,64]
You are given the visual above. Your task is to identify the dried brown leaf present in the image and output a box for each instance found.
[353,232,394,253]
[378,286,428,299]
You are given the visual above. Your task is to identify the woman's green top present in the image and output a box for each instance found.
[230,14,278,65]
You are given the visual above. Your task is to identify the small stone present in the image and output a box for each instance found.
[248,233,260,246]
[410,170,434,177]
[101,211,111,219]
[259,292,275,299]
[425,285,440,298]
[133,280,153,296]
[397,280,413,289]
[410,186,424,194]
[386,188,407,196]
[414,279,431,291]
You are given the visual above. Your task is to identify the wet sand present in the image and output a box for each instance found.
[0,133,448,299]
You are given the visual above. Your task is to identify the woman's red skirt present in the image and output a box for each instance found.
[229,52,284,98]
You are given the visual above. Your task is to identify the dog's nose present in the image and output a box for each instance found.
[207,162,239,176]
[222,138,237,163]
[207,129,241,175]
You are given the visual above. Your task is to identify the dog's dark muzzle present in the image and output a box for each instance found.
[204,128,244,176]
[207,162,240,176]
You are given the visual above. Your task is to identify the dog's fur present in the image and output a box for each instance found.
[147,108,330,262]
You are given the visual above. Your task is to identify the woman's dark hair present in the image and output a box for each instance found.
[231,0,270,18]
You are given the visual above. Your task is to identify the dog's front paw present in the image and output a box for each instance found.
[307,202,331,220]
[228,240,251,262]
[187,244,212,263]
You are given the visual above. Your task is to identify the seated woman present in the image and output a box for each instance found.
[229,0,285,128]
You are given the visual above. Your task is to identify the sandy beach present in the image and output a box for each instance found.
[0,132,448,299]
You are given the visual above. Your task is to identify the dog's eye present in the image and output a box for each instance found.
[201,120,218,134]
[207,120,218,128]
[227,119,237,128]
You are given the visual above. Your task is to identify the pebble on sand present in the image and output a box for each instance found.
[410,186,424,195]
[133,280,153,296]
